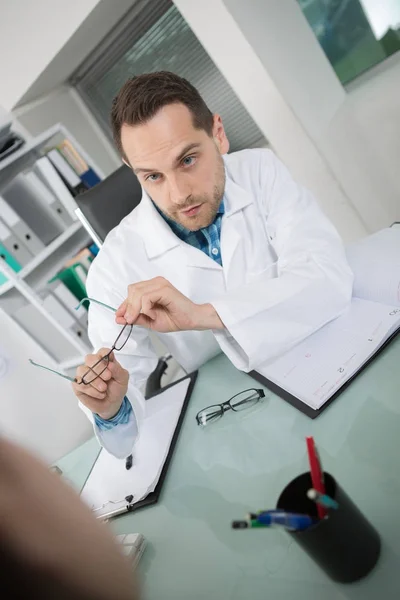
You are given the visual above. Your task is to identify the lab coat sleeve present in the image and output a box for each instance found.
[211,151,353,372]
[79,261,158,458]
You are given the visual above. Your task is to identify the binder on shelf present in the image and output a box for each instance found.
[57,139,101,189]
[13,303,89,363]
[0,218,33,266]
[23,170,72,229]
[42,294,91,348]
[49,262,88,302]
[47,149,88,196]
[33,156,78,221]
[65,248,93,272]
[2,173,64,245]
[0,195,45,254]
[58,138,89,174]
[0,240,22,277]
[25,165,73,229]
[80,168,101,189]
[70,321,91,348]
[50,280,89,326]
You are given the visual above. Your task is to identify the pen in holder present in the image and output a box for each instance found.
[277,472,381,583]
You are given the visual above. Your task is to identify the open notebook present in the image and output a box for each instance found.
[250,228,400,418]
[80,372,197,519]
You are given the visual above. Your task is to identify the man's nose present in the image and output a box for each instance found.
[168,174,191,206]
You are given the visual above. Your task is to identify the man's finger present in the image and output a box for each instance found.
[115,299,128,318]
[123,278,170,323]
[124,296,143,324]
[73,381,106,400]
[75,352,112,392]
[133,314,153,329]
[107,357,128,385]
[96,347,114,360]
[78,354,109,382]
[76,366,108,393]
[106,350,116,362]
[140,293,158,321]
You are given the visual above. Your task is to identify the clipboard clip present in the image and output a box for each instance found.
[92,494,135,514]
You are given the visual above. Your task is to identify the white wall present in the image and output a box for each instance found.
[0,0,100,111]
[14,86,120,177]
[0,310,93,464]
[346,53,400,206]
[0,0,138,109]
[222,0,399,231]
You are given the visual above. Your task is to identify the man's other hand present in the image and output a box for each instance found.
[115,277,224,332]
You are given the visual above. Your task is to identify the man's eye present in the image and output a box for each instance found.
[146,173,161,182]
[182,156,196,167]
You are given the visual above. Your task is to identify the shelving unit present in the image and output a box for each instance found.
[0,125,62,190]
[0,124,103,374]
[0,222,84,295]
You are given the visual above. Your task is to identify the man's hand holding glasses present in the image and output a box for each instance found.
[72,348,129,420]
[29,297,132,421]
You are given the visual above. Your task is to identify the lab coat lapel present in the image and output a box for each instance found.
[136,189,221,271]
[182,244,223,270]
[136,191,180,259]
[221,175,253,288]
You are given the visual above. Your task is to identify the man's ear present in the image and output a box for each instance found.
[212,114,229,155]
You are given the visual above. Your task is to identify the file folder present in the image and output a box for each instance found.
[47,149,88,196]
[0,241,22,272]
[0,195,45,254]
[33,156,77,222]
[3,173,64,245]
[0,218,33,266]
[42,294,91,349]
[50,280,88,326]
[24,170,72,229]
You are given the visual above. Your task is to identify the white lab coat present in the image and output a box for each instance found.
[83,149,353,457]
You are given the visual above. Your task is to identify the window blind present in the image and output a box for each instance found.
[72,0,266,152]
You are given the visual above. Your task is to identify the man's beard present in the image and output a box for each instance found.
[167,156,225,231]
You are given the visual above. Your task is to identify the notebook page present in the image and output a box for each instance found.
[257,299,400,409]
[80,377,190,518]
[347,228,400,307]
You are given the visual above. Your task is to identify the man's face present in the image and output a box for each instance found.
[121,103,229,231]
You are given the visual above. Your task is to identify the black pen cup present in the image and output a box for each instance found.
[276,472,381,583]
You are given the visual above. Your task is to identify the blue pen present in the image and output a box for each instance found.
[255,510,316,531]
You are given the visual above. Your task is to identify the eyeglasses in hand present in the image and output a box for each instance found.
[29,297,132,384]
[196,388,265,426]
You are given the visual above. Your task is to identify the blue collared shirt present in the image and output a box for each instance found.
[95,199,225,431]
[160,199,225,266]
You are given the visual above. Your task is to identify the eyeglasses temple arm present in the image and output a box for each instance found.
[76,297,117,313]
[29,359,77,383]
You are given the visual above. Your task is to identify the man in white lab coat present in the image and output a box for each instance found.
[72,72,353,457]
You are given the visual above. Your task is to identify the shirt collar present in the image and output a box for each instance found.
[154,198,225,240]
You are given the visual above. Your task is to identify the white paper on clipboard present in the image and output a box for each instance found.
[80,376,191,518]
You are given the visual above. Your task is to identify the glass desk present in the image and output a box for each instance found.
[59,337,400,600]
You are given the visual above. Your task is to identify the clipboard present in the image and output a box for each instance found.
[81,371,197,519]
[249,327,400,419]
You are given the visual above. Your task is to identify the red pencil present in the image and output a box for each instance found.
[306,436,327,519]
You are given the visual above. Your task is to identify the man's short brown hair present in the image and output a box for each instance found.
[110,71,214,157]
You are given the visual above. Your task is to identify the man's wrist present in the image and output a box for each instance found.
[195,303,224,331]
[97,400,124,421]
